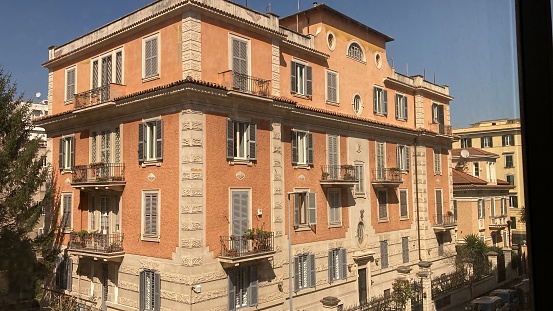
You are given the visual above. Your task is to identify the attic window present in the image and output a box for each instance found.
[327,31,336,51]
[375,52,382,69]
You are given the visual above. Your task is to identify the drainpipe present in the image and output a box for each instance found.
[415,135,422,261]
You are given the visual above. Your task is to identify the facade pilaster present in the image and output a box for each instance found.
[182,11,202,80]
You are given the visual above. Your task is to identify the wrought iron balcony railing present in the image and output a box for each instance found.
[219,70,270,97]
[433,214,457,226]
[371,168,402,183]
[219,232,275,259]
[68,232,124,253]
[74,83,126,109]
[72,163,125,183]
[320,165,359,182]
[429,122,453,136]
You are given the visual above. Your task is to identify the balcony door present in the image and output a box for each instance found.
[376,142,385,180]
[90,194,120,235]
[435,189,443,224]
[231,190,249,253]
[328,135,339,179]
[231,37,249,92]
[91,49,122,102]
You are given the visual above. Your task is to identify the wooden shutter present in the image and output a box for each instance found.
[232,191,249,237]
[154,271,161,311]
[290,62,297,93]
[155,120,163,160]
[58,138,64,170]
[306,66,313,96]
[307,192,316,225]
[340,248,347,279]
[293,256,300,291]
[378,190,387,220]
[395,94,400,119]
[380,241,388,268]
[309,253,316,287]
[396,145,401,169]
[328,250,334,283]
[145,37,158,78]
[66,258,73,291]
[382,89,388,115]
[373,87,378,113]
[70,137,75,169]
[436,189,443,223]
[402,237,409,263]
[400,190,408,217]
[293,193,299,228]
[406,146,410,171]
[402,96,408,119]
[151,194,158,235]
[228,270,236,311]
[291,130,298,165]
[327,71,336,102]
[66,68,75,100]
[138,123,145,162]
[232,38,248,75]
[307,133,314,165]
[249,266,258,306]
[437,105,444,124]
[101,55,112,87]
[227,119,235,160]
[328,135,338,177]
[144,194,152,235]
[248,123,256,160]
[139,270,146,311]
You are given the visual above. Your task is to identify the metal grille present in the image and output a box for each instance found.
[116,51,123,84]
[114,127,121,163]
[91,132,97,163]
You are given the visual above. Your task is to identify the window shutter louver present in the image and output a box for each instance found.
[101,55,112,87]
[309,253,316,287]
[306,66,313,96]
[138,123,145,162]
[70,137,75,169]
[406,146,410,170]
[145,194,152,235]
[383,90,388,115]
[249,266,258,306]
[293,194,299,228]
[403,96,408,119]
[155,120,163,160]
[58,138,64,170]
[307,192,316,225]
[395,95,399,119]
[67,258,73,291]
[340,248,347,279]
[396,145,400,169]
[291,130,298,165]
[481,138,485,148]
[151,194,158,235]
[307,133,314,165]
[328,250,334,283]
[154,271,161,311]
[402,237,409,263]
[151,38,158,76]
[248,123,256,160]
[139,271,146,311]
[294,256,300,291]
[66,68,75,101]
[290,62,297,93]
[145,39,152,77]
[228,271,236,311]
[373,87,378,113]
[227,119,235,160]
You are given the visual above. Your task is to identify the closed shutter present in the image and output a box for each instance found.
[155,120,163,160]
[92,60,99,89]
[436,190,443,223]
[139,271,145,311]
[402,237,409,263]
[402,96,408,119]
[400,190,408,217]
[227,119,235,160]
[328,250,334,283]
[232,191,249,237]
[58,138,64,170]
[145,37,158,78]
[307,192,316,225]
[144,194,151,235]
[378,190,387,220]
[327,71,336,102]
[249,266,258,306]
[380,241,388,268]
[293,256,300,291]
[307,133,314,165]
[328,135,338,178]
[228,270,236,311]
[138,123,145,162]
[306,66,313,96]
[248,123,256,160]
[70,137,75,169]
[291,130,298,165]
[154,271,161,311]
[406,146,410,171]
[309,253,316,287]
[376,142,385,178]
[290,62,297,93]
[340,248,347,279]
[382,89,388,115]
[66,258,73,291]
[66,68,75,101]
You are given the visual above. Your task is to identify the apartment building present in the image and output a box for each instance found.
[30,99,50,239]
[452,119,525,246]
[35,1,457,310]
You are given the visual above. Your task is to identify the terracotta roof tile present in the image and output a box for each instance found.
[452,147,498,158]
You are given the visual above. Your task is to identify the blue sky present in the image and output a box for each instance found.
[0,0,519,128]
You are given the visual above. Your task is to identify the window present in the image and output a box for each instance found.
[510,217,517,229]
[505,154,514,168]
[384,289,391,297]
[373,86,388,115]
[230,36,250,92]
[376,142,386,179]
[65,67,76,102]
[432,103,444,124]
[61,193,72,231]
[230,190,249,238]
[290,60,312,97]
[501,198,508,215]
[434,149,441,174]
[506,174,515,186]
[143,34,159,79]
[328,189,341,226]
[347,42,364,62]
[294,253,315,291]
[478,199,485,219]
[437,233,444,256]
[228,266,258,310]
[509,195,518,208]
[291,130,313,166]
[435,189,443,223]
[91,49,123,99]
[473,162,480,177]
[399,189,408,219]
[352,94,363,115]
[59,136,75,171]
[354,163,365,195]
[380,241,389,268]
[377,190,388,221]
[326,70,338,103]
[56,256,73,291]
[490,197,495,217]
[142,191,159,239]
[138,119,163,162]
[396,145,410,171]
[481,136,493,148]
[327,134,339,178]
[293,191,316,228]
[89,195,120,234]
[453,200,458,220]
[328,248,347,282]
[139,269,160,311]
[227,119,256,161]
[395,93,408,120]
[502,134,515,146]
[461,137,472,148]
[402,237,409,263]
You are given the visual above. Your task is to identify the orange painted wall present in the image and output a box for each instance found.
[426,147,451,224]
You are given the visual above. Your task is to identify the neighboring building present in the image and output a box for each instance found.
[30,99,49,239]
[452,119,525,245]
[35,1,457,310]
[451,148,514,247]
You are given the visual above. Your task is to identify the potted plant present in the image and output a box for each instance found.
[321,172,330,180]
[242,228,256,240]
[343,173,354,180]
[76,230,88,247]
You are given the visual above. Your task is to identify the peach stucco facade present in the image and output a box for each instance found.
[37,1,458,311]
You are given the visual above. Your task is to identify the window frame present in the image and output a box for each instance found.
[402,237,409,263]
[59,135,75,172]
[293,190,317,229]
[142,190,160,241]
[56,256,73,291]
[227,119,257,162]
[327,188,342,227]
[373,86,388,115]
[90,47,124,91]
[506,174,515,186]
[290,59,312,97]
[61,193,73,232]
[328,248,347,283]
[431,102,444,124]
[478,198,485,219]
[142,33,160,81]
[434,148,442,174]
[377,189,388,221]
[139,269,160,311]
[354,162,365,196]
[346,41,365,62]
[397,144,410,172]
[481,136,493,148]
[502,134,515,146]
[138,118,163,164]
[509,195,518,208]
[473,162,480,177]
[291,130,314,167]
[228,266,258,310]
[504,153,514,168]
[399,188,409,219]
[294,253,316,291]
[65,66,76,102]
[325,69,339,104]
[352,93,363,115]
[395,93,408,120]
[380,241,389,269]
[460,137,472,148]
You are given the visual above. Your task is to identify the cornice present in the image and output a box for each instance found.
[281,39,330,59]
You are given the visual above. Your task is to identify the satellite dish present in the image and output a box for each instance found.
[460,149,470,158]
[35,92,41,99]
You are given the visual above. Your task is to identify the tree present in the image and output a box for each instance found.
[519,206,526,223]
[455,234,491,281]
[0,65,57,304]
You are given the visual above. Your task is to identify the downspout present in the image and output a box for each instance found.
[415,134,422,261]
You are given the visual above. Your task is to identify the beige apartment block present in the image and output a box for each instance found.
[35,1,458,310]
[452,119,525,246]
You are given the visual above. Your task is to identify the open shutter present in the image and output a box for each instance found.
[248,123,256,160]
[154,271,161,311]
[306,66,313,96]
[396,145,401,169]
[293,194,299,228]
[139,271,145,311]
[69,137,75,169]
[249,266,258,306]
[309,254,316,288]
[328,250,334,283]
[58,138,64,170]
[155,120,163,160]
[138,123,145,162]
[383,90,388,115]
[291,130,298,165]
[293,256,300,291]
[406,146,410,171]
[228,271,236,311]
[395,95,399,119]
[307,192,316,225]
[227,119,235,160]
[290,62,297,93]
[403,96,408,119]
[66,258,73,291]
[307,133,314,165]
[373,87,378,113]
[402,237,409,263]
[340,248,347,279]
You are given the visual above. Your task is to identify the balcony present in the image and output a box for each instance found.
[74,83,126,110]
[219,70,270,97]
[218,232,275,267]
[489,215,508,231]
[432,214,457,232]
[68,232,124,262]
[71,163,125,191]
[371,168,403,188]
[429,122,453,136]
[320,165,359,187]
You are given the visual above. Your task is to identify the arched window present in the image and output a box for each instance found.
[347,42,364,62]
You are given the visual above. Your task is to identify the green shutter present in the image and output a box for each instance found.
[307,133,314,165]
[307,192,316,225]
[227,119,235,160]
[309,253,316,288]
[306,66,313,96]
[290,62,297,93]
[138,123,145,162]
[155,120,163,160]
[294,256,300,291]
[248,123,256,160]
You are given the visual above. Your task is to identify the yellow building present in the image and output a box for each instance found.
[452,119,525,245]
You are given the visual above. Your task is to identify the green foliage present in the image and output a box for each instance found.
[391,279,414,309]
[455,234,492,281]
[519,206,526,223]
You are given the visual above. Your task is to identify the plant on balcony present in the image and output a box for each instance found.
[89,161,105,168]
[321,172,330,180]
[343,173,355,180]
